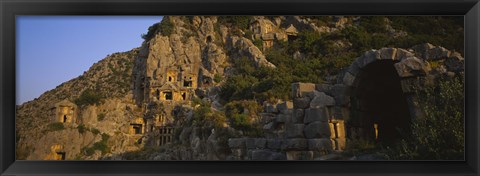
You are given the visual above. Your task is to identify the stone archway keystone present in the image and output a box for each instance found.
[394,57,429,78]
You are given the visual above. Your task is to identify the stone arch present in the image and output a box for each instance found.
[341,48,429,144]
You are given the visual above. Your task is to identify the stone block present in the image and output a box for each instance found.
[276,101,293,114]
[275,114,289,123]
[263,122,275,132]
[331,84,351,98]
[254,138,267,149]
[395,48,415,61]
[315,83,333,94]
[333,138,346,151]
[284,138,308,150]
[335,70,346,84]
[245,138,267,149]
[293,97,311,109]
[314,153,343,160]
[265,104,278,113]
[357,50,380,68]
[329,120,346,139]
[330,139,336,151]
[445,56,464,72]
[347,60,361,75]
[247,149,253,159]
[342,72,355,86]
[308,138,333,151]
[245,138,256,149]
[304,121,331,139]
[286,151,314,160]
[292,82,316,98]
[304,107,329,124]
[412,43,434,60]
[259,113,276,123]
[266,139,283,150]
[379,48,398,60]
[394,57,427,77]
[228,138,245,149]
[427,46,451,60]
[231,148,246,160]
[251,150,286,160]
[310,92,335,108]
[286,124,305,138]
[291,109,304,124]
[329,123,336,138]
[335,121,346,138]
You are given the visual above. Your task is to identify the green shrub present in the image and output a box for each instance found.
[193,101,226,129]
[159,20,174,36]
[97,113,105,121]
[217,16,252,30]
[310,16,333,27]
[91,128,100,135]
[229,114,250,130]
[141,18,175,40]
[141,22,160,40]
[387,16,464,54]
[82,133,110,156]
[253,39,263,49]
[74,89,104,107]
[214,74,222,83]
[244,30,253,39]
[230,114,263,137]
[77,124,86,134]
[224,100,263,137]
[224,100,260,118]
[382,76,464,160]
[343,138,379,157]
[47,122,65,132]
[359,16,388,33]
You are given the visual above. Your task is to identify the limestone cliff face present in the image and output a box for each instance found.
[16,16,463,160]
[16,50,140,160]
[16,16,286,160]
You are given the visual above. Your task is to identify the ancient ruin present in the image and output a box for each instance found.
[53,99,77,124]
[227,44,463,160]
[44,144,66,160]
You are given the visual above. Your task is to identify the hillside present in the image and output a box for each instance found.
[16,16,464,160]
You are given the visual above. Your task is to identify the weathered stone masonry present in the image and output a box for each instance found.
[227,43,464,160]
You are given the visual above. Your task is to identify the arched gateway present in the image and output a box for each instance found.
[226,44,461,160]
[341,48,429,144]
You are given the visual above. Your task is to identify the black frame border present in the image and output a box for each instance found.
[1,0,479,175]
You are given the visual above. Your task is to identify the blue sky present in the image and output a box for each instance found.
[16,16,163,105]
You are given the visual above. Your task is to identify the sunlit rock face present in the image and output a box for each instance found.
[16,15,463,160]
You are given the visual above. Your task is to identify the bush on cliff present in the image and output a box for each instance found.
[74,89,104,107]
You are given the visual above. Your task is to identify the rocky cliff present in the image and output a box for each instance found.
[16,16,464,160]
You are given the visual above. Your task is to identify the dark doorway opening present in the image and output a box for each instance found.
[206,36,212,43]
[287,35,298,42]
[63,115,67,123]
[131,124,143,134]
[183,77,193,87]
[164,92,173,100]
[181,93,187,100]
[56,152,66,160]
[349,60,411,144]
